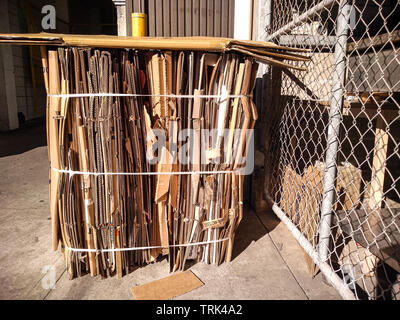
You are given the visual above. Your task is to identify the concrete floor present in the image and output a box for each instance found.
[0,120,341,300]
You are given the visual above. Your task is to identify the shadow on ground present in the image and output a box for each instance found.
[0,117,46,157]
[231,206,280,261]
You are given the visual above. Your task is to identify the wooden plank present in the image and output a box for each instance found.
[163,0,171,37]
[279,35,337,47]
[148,0,156,36]
[193,0,200,36]
[199,0,207,36]
[126,0,133,36]
[221,0,229,37]
[228,0,235,38]
[299,164,324,277]
[369,116,389,210]
[207,0,214,36]
[347,30,400,52]
[214,0,222,37]
[132,0,138,11]
[155,0,164,36]
[185,0,193,36]
[178,0,185,36]
[347,48,400,92]
[171,0,178,36]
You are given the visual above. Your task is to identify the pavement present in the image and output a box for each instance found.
[0,120,341,300]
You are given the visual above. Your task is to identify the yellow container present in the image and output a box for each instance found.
[131,13,147,37]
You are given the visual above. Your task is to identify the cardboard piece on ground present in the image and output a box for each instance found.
[131,270,204,300]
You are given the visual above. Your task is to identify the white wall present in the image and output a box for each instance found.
[233,0,253,40]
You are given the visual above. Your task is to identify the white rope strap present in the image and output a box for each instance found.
[47,93,251,99]
[65,237,230,253]
[51,167,236,176]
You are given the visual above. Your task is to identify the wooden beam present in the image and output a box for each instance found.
[369,116,389,210]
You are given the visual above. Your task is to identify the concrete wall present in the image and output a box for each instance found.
[0,0,72,131]
[0,0,19,131]
[0,44,19,132]
[8,1,35,123]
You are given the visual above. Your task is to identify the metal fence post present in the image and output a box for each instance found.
[317,0,351,263]
[264,0,400,299]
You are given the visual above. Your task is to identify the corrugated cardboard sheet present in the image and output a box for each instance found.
[131,270,204,300]
[0,33,310,71]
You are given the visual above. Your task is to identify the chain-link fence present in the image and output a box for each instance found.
[258,0,400,300]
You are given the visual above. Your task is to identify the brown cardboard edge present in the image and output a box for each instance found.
[130,270,204,300]
[0,33,309,53]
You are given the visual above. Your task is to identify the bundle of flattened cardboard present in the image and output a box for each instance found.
[0,33,309,279]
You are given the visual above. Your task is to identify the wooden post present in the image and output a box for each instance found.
[369,116,389,210]
[48,50,61,251]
